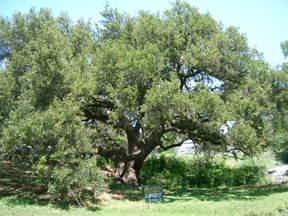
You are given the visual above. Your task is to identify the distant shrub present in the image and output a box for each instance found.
[141,155,267,188]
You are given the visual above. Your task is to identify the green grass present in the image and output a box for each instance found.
[0,153,287,216]
[1,185,288,216]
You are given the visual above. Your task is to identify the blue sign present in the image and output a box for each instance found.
[143,185,163,202]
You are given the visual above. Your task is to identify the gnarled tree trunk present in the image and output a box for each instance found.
[97,127,161,185]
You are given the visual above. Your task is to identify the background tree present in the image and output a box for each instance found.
[269,40,288,149]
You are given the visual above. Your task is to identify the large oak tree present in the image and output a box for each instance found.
[0,1,274,184]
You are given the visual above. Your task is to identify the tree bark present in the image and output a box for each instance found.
[97,127,161,185]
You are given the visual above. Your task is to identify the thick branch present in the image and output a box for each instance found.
[81,96,114,123]
[176,63,213,91]
[126,149,142,160]
[162,125,182,134]
[160,138,187,151]
[98,145,142,162]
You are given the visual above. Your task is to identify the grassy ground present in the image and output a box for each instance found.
[1,152,288,216]
[1,185,288,216]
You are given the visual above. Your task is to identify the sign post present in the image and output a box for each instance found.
[143,185,163,203]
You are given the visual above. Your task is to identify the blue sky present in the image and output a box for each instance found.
[1,0,287,66]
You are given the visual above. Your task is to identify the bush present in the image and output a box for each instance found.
[187,159,232,187]
[141,155,267,188]
[232,159,267,186]
[47,157,106,207]
[141,155,187,188]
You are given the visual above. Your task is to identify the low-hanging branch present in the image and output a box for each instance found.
[160,138,188,151]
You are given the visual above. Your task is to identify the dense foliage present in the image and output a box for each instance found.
[141,155,267,188]
[270,40,288,150]
[47,156,105,207]
[0,0,286,187]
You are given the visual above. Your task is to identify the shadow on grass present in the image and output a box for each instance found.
[162,184,288,203]
[108,183,288,203]
[0,160,104,212]
[109,181,143,201]
[0,192,102,212]
[2,183,288,208]
[0,193,68,209]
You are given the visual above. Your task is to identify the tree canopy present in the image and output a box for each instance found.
[268,40,288,149]
[0,1,279,184]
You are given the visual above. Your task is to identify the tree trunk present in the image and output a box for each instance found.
[114,153,149,185]
[97,119,162,185]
